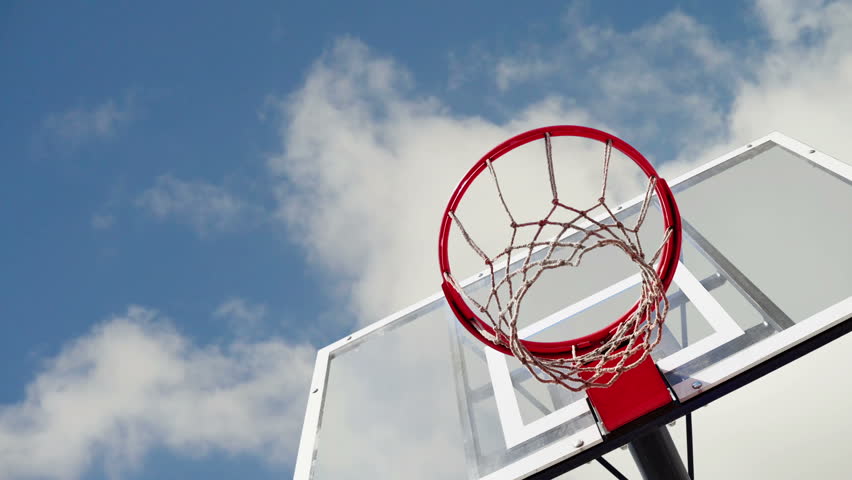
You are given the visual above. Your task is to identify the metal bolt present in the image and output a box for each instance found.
[312,388,319,394]
[668,420,676,427]
[574,438,585,448]
[691,381,703,390]
[809,149,816,154]
[347,336,352,341]
[747,144,753,148]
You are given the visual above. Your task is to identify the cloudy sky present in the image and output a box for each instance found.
[1,1,852,479]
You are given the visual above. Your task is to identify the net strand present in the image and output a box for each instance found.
[545,132,559,201]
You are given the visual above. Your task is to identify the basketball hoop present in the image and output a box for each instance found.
[438,125,682,391]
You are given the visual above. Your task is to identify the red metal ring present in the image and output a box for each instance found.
[438,125,682,359]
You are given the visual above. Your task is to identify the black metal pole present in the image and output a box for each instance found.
[686,413,694,478]
[628,426,691,480]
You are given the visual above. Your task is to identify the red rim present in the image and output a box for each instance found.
[438,125,682,359]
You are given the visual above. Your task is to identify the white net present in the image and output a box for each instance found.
[444,134,675,391]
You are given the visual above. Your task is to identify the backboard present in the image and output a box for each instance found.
[294,132,852,480]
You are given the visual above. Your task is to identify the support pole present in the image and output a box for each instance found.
[686,413,694,478]
[628,426,691,480]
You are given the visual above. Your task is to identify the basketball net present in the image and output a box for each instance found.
[443,133,675,391]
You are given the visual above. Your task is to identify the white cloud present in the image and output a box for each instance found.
[0,306,314,480]
[659,0,852,177]
[214,298,269,338]
[487,9,738,156]
[215,298,267,324]
[754,0,833,45]
[91,213,115,230]
[136,175,255,235]
[495,57,559,92]
[267,37,615,322]
[727,0,852,150]
[42,97,132,148]
[448,1,852,180]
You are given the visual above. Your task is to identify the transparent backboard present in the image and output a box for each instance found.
[294,132,852,480]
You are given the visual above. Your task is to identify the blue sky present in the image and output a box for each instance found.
[2,1,852,479]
